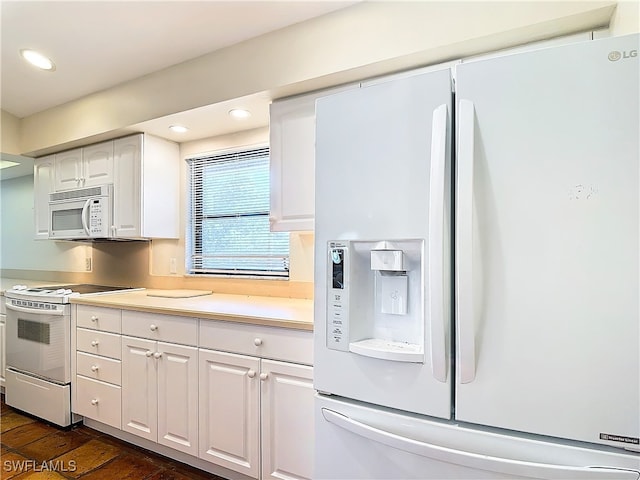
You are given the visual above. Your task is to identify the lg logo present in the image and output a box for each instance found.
[608,50,638,61]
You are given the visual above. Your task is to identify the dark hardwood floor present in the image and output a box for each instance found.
[1,395,225,479]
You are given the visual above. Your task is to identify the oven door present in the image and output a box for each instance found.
[5,301,71,384]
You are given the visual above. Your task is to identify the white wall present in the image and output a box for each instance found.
[0,176,91,272]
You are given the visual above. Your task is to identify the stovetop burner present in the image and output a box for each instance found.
[5,283,139,303]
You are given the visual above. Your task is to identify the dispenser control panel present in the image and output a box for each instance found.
[327,242,349,351]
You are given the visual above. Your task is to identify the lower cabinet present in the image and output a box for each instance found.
[260,359,314,480]
[0,312,6,389]
[121,336,198,456]
[199,348,314,480]
[72,306,314,480]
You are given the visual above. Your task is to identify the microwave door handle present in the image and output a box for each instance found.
[81,199,91,235]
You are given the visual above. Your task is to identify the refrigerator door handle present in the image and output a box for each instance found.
[456,98,477,384]
[428,103,448,383]
[321,408,640,480]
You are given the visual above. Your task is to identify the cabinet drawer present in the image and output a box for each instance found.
[77,352,121,385]
[77,328,121,359]
[75,375,121,429]
[200,321,313,365]
[77,305,121,333]
[122,311,197,346]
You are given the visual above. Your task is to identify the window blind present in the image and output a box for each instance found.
[187,146,289,277]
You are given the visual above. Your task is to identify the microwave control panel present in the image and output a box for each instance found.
[327,242,349,351]
[88,200,108,236]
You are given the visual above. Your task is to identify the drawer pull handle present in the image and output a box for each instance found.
[91,399,99,406]
[146,351,153,357]
[90,365,99,372]
[153,352,162,359]
[90,315,98,322]
[247,370,256,378]
[254,338,263,346]
[260,372,269,381]
[91,340,99,347]
[150,324,158,332]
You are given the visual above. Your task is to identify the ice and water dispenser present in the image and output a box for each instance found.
[327,239,425,363]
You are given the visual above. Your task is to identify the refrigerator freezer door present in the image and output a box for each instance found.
[314,67,453,418]
[316,395,640,480]
[455,34,639,448]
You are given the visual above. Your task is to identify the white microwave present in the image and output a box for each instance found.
[48,184,113,239]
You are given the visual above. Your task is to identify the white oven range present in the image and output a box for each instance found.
[4,284,136,426]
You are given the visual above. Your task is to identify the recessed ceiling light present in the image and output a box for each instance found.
[229,109,251,119]
[20,49,56,71]
[169,125,189,133]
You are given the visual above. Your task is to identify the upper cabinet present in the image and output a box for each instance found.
[33,133,179,240]
[53,141,114,191]
[33,156,54,240]
[269,85,357,232]
[112,134,180,239]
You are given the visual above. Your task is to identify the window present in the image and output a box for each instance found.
[187,146,289,277]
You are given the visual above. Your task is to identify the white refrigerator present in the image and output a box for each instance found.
[314,34,640,478]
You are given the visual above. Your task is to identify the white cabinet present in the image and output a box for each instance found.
[121,310,198,456]
[74,305,122,429]
[0,304,6,390]
[199,349,260,478]
[33,155,54,240]
[269,85,356,232]
[199,321,314,480]
[261,359,314,480]
[113,133,180,239]
[53,141,113,191]
[33,133,179,240]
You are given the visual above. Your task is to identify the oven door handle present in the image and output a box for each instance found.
[81,198,92,236]
[5,303,66,316]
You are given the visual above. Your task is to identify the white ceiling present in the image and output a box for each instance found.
[0,1,355,179]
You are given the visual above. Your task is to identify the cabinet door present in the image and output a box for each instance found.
[157,342,198,456]
[269,95,316,232]
[121,336,157,441]
[269,85,357,232]
[33,156,54,239]
[199,349,260,478]
[0,317,5,386]
[113,135,142,238]
[54,148,82,191]
[261,360,314,480]
[82,141,114,187]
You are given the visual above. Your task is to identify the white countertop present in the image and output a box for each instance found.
[72,289,314,331]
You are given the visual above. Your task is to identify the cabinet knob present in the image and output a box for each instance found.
[90,340,99,347]
[90,315,98,322]
[145,351,153,357]
[153,352,162,359]
[91,399,99,406]
[254,338,263,346]
[150,324,158,332]
[90,365,99,372]
[247,369,256,378]
[259,372,269,381]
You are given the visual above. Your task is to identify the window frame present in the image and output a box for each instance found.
[186,145,290,279]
